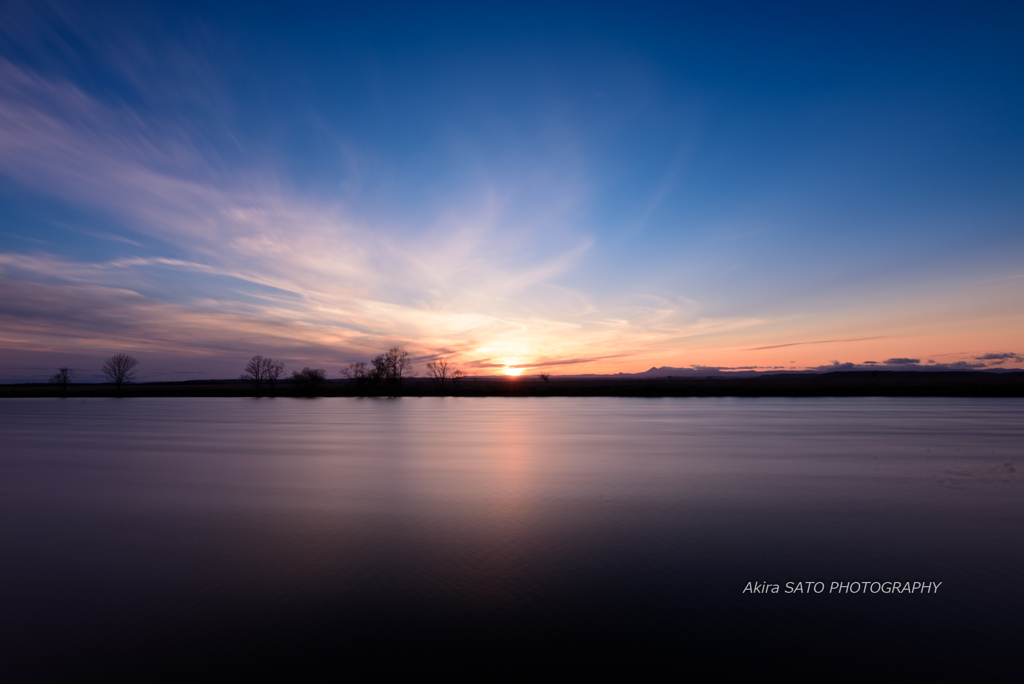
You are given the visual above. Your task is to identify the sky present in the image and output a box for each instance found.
[1,0,1022,381]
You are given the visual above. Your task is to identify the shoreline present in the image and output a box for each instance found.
[2,371,1022,398]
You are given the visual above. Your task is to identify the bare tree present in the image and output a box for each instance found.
[292,367,326,393]
[452,369,465,390]
[102,353,138,391]
[385,347,411,385]
[241,355,267,391]
[241,356,284,393]
[347,348,412,391]
[426,359,459,390]
[263,358,284,392]
[370,355,389,384]
[539,373,550,382]
[341,362,368,384]
[49,367,74,395]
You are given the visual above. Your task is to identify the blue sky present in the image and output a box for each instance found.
[1,0,1021,380]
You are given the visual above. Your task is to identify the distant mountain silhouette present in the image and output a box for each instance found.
[567,366,813,379]
[634,366,774,378]
[561,363,1020,379]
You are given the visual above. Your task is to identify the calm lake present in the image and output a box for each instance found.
[1,397,1021,677]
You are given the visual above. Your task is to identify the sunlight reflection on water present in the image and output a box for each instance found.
[1,397,1021,676]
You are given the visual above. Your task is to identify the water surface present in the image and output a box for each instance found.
[1,397,1021,676]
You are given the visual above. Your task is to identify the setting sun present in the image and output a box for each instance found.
[504,367,523,377]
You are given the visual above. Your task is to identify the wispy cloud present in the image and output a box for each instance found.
[974,352,1023,365]
[745,337,889,351]
[808,359,989,372]
[0,55,768,379]
[974,273,1024,285]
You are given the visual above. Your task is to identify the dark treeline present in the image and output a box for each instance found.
[236,347,467,396]
[340,347,466,393]
[6,370,1023,398]
[340,347,411,388]
[30,347,471,398]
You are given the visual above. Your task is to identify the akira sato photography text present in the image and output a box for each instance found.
[744,581,943,594]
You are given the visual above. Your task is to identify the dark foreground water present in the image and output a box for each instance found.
[1,397,1021,678]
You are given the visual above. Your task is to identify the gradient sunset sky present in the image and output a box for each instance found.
[1,1,1022,381]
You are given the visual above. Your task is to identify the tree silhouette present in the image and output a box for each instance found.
[102,354,138,391]
[341,362,369,385]
[242,355,284,393]
[385,347,411,385]
[292,367,326,393]
[49,367,74,395]
[263,358,284,392]
[370,355,389,384]
[367,348,412,386]
[346,348,414,393]
[241,355,267,391]
[426,358,460,391]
